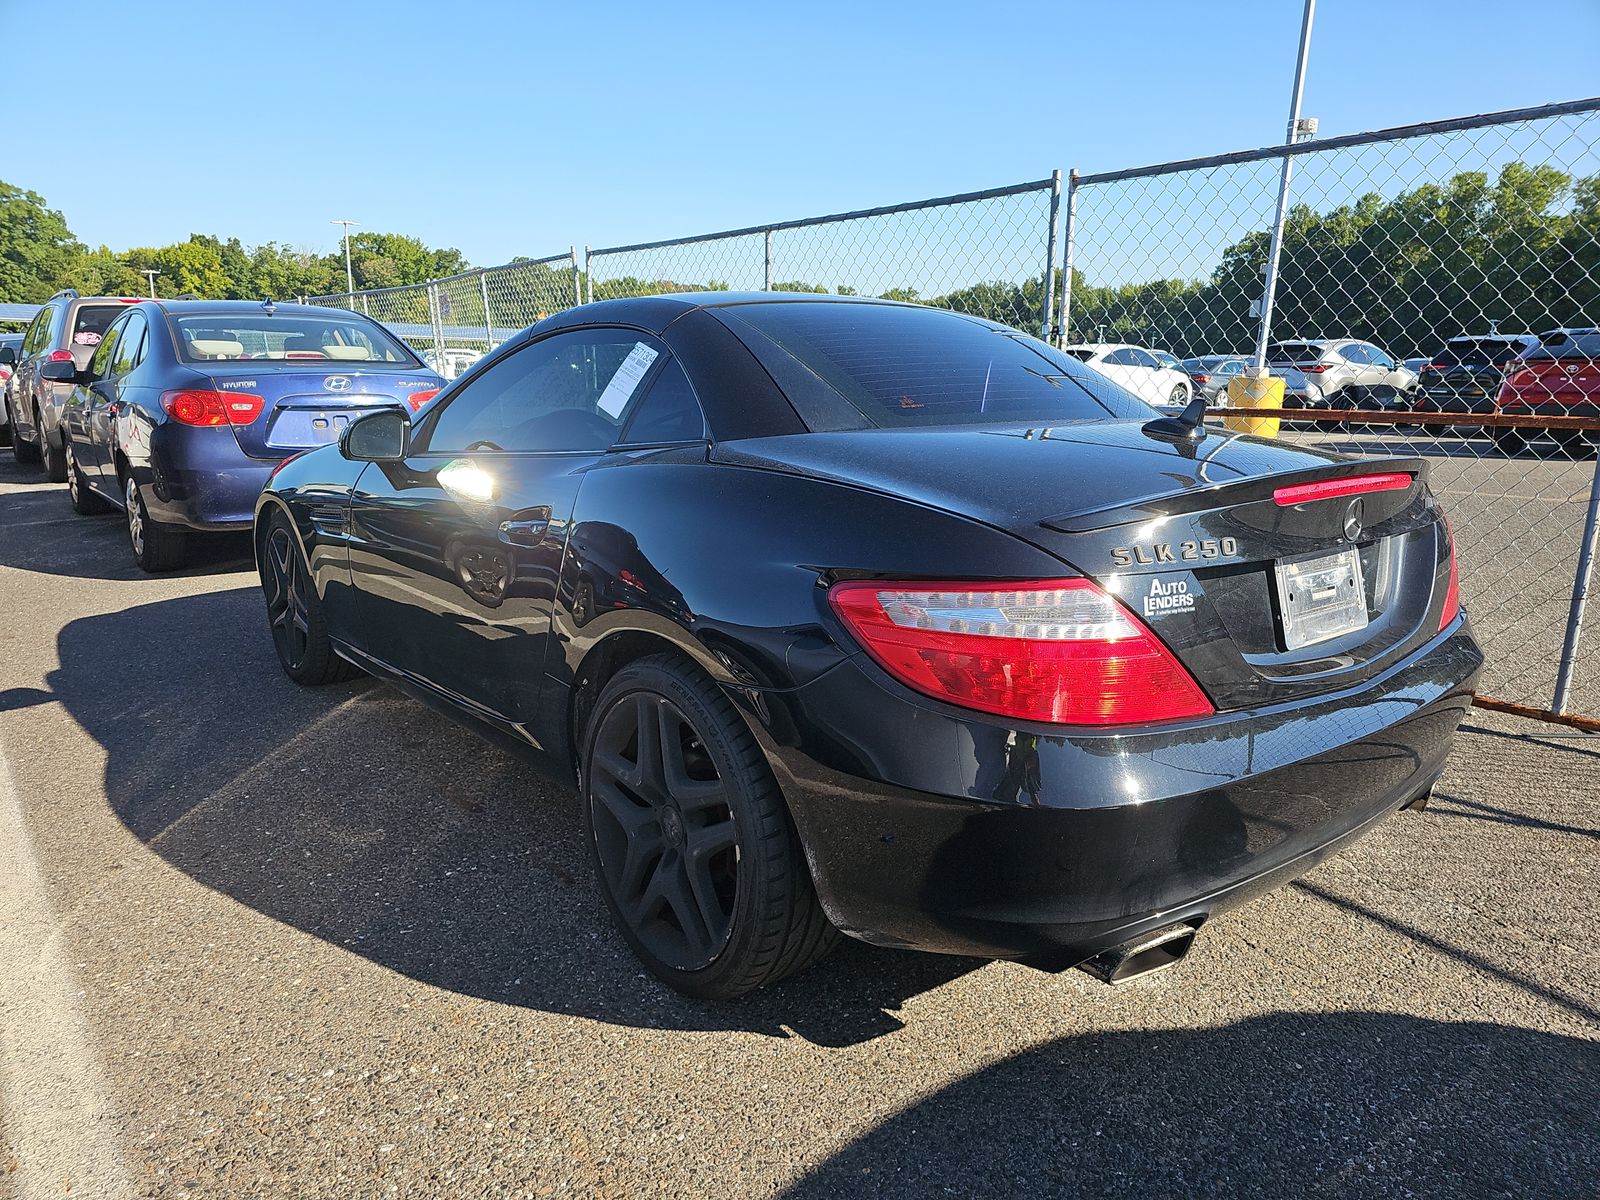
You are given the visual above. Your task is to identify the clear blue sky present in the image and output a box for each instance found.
[5,0,1597,269]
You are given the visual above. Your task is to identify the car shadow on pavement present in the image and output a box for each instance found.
[774,1012,1600,1198]
[45,587,980,1047]
[0,462,254,580]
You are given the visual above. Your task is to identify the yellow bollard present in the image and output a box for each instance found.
[1224,372,1285,439]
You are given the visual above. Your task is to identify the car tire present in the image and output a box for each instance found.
[1168,382,1190,404]
[39,413,68,483]
[65,441,110,515]
[582,653,838,999]
[1491,427,1528,456]
[11,402,40,464]
[124,472,188,572]
[259,510,356,685]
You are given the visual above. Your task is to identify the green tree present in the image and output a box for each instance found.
[0,181,86,303]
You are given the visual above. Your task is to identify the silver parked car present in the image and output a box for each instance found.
[1180,355,1248,404]
[3,289,142,481]
[1267,338,1418,410]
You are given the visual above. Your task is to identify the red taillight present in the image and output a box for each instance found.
[160,389,265,427]
[46,349,74,363]
[828,578,1214,726]
[1193,373,1211,384]
[405,388,441,413]
[1438,512,1460,631]
[1273,472,1413,507]
[1300,364,1329,374]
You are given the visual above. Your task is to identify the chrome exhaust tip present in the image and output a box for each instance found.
[1075,921,1200,985]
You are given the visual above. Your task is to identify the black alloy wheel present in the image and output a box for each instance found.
[582,655,836,999]
[260,512,354,684]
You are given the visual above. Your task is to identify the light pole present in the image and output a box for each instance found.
[140,269,161,299]
[331,219,359,295]
[1253,0,1317,371]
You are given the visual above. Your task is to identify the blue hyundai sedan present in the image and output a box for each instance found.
[57,300,444,570]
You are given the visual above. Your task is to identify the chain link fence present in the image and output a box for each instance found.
[585,177,1061,336]
[1063,98,1600,722]
[303,98,1600,725]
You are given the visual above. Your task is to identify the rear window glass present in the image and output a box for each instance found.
[1529,331,1600,360]
[717,303,1153,429]
[171,314,417,364]
[1435,338,1529,366]
[71,305,126,348]
[1268,342,1324,362]
[1060,347,1096,361]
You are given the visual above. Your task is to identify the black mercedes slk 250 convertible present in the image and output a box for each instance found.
[254,293,1480,998]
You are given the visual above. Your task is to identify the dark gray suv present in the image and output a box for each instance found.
[2,290,140,481]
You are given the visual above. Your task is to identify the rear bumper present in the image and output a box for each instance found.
[142,425,278,531]
[741,620,1483,966]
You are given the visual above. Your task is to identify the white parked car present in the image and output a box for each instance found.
[421,347,485,381]
[1062,343,1194,405]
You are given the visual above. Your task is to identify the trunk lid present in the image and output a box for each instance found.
[201,362,442,458]
[716,421,1449,711]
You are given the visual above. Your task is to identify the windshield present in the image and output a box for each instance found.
[71,305,126,350]
[1435,337,1530,366]
[717,303,1154,430]
[1269,342,1324,362]
[171,313,418,365]
[1528,331,1600,360]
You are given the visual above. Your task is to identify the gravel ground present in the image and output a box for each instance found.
[0,452,1595,1200]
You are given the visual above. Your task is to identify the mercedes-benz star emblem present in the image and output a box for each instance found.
[324,375,353,393]
[1344,497,1364,542]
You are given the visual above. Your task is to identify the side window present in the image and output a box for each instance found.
[1220,360,1243,376]
[1340,343,1372,365]
[23,307,51,354]
[111,314,146,374]
[89,318,124,378]
[423,329,666,454]
[1369,346,1394,369]
[1102,348,1137,366]
[618,358,707,444]
[1128,348,1160,369]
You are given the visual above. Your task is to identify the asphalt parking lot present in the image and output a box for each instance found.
[0,453,1596,1199]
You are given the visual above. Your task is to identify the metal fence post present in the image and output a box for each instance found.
[764,229,774,291]
[479,271,495,348]
[1253,0,1316,369]
[1041,170,1062,341]
[584,246,593,304]
[427,283,444,362]
[1058,169,1079,348]
[570,246,583,307]
[1553,456,1600,714]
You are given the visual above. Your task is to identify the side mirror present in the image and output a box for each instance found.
[0,347,15,365]
[40,359,81,383]
[340,407,409,462]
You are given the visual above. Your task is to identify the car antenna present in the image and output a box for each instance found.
[1140,392,1209,449]
[261,298,277,316]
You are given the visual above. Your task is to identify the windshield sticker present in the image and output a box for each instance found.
[74,332,102,345]
[596,343,659,419]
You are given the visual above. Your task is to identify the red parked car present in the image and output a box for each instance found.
[1493,328,1600,455]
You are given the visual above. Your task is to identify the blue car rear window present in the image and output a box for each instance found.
[715,302,1154,430]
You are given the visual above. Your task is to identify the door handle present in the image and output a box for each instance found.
[498,507,552,547]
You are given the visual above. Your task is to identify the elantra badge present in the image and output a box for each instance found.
[324,375,353,393]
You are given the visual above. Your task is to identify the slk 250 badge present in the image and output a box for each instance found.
[1111,537,1239,567]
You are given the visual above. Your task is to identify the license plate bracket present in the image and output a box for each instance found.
[1274,547,1368,651]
